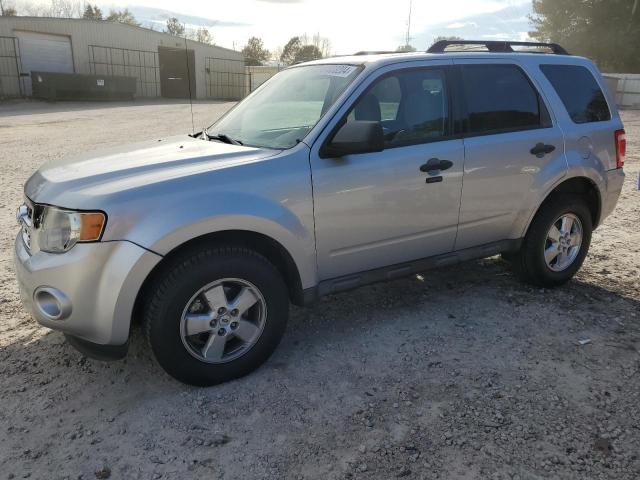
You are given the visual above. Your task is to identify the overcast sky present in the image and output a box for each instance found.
[91,0,532,53]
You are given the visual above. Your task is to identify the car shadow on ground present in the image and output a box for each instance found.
[2,256,638,394]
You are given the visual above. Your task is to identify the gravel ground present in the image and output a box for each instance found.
[0,100,639,480]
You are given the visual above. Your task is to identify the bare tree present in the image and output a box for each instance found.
[195,27,213,45]
[271,45,283,64]
[15,0,83,17]
[300,33,331,57]
[184,27,213,44]
[165,17,185,37]
[16,1,49,16]
[48,0,83,18]
[1,0,17,16]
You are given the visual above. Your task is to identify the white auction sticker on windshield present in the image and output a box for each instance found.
[324,65,358,77]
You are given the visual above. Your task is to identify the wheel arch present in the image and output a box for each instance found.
[524,176,602,237]
[132,230,306,327]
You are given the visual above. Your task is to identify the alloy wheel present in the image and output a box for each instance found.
[544,213,583,272]
[179,278,267,364]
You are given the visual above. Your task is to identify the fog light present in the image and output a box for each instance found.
[34,287,72,320]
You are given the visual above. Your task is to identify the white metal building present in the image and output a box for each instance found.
[0,17,246,99]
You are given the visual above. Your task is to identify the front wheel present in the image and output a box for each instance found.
[512,194,593,287]
[143,246,289,386]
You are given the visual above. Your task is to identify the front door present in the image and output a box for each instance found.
[310,63,464,280]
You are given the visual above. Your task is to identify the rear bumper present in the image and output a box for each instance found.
[600,168,625,224]
[13,233,162,347]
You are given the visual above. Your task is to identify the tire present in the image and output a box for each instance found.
[512,194,592,287]
[143,246,289,386]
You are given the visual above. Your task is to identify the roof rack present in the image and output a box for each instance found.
[427,40,569,55]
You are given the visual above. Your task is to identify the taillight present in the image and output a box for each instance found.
[615,129,626,168]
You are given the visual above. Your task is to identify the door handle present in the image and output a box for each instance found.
[530,143,555,158]
[419,158,453,172]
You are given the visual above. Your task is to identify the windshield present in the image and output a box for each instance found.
[209,64,363,149]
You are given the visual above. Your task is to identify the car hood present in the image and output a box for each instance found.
[24,135,279,206]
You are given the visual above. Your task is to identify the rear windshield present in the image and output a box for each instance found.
[540,65,611,124]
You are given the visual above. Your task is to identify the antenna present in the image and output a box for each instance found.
[405,0,412,47]
[184,36,195,135]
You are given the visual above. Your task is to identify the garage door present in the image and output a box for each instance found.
[15,31,74,95]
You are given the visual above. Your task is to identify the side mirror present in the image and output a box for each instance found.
[320,121,384,158]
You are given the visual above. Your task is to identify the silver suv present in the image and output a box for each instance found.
[14,41,626,386]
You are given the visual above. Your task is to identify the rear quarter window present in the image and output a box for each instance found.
[540,64,611,124]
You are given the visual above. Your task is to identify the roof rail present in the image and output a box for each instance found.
[427,40,569,55]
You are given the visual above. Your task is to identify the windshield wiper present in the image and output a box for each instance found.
[202,127,243,145]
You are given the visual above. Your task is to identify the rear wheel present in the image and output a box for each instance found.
[512,194,592,287]
[143,246,289,386]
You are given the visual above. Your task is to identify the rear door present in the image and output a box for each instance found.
[310,61,465,280]
[453,60,567,250]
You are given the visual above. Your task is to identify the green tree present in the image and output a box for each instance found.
[166,17,185,37]
[82,4,103,20]
[530,0,640,72]
[106,8,139,26]
[280,36,301,65]
[293,44,323,63]
[242,37,270,66]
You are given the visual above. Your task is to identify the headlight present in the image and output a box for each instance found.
[38,206,106,253]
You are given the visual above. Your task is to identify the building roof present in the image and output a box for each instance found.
[0,16,242,55]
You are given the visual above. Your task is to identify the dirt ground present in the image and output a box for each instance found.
[0,100,639,480]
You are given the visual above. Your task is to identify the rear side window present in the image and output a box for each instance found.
[460,64,545,135]
[540,64,611,124]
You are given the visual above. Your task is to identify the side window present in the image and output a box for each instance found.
[540,64,611,123]
[461,64,544,135]
[374,76,401,121]
[346,68,449,147]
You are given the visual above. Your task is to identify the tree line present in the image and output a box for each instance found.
[530,0,639,72]
[243,33,331,66]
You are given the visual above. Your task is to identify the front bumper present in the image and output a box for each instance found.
[14,233,162,347]
[600,168,625,224]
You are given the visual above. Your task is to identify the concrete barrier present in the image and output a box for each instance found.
[603,73,640,109]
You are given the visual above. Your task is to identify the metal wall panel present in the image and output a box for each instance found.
[0,17,245,99]
[0,36,21,97]
[88,45,160,97]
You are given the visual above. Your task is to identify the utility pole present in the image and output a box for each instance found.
[0,0,5,16]
[404,0,412,47]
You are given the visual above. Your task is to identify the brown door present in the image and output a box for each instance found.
[158,47,195,98]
